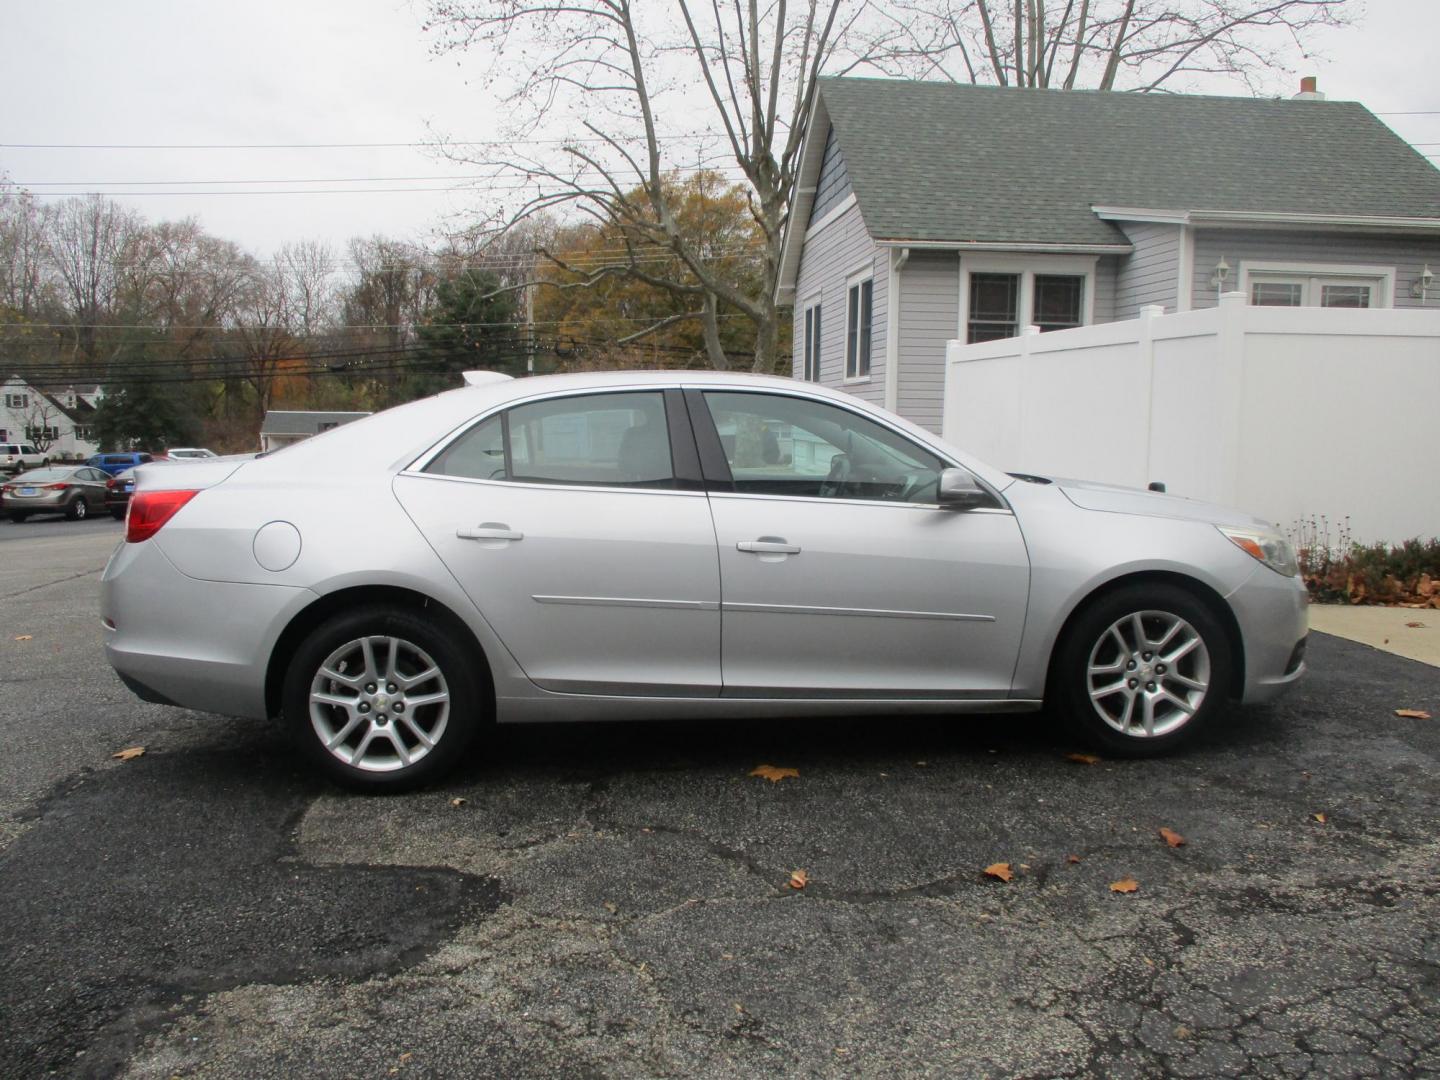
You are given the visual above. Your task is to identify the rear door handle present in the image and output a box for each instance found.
[457,523,523,541]
[737,538,800,555]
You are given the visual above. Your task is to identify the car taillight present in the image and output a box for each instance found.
[44,482,70,490]
[126,489,200,543]
[107,477,119,490]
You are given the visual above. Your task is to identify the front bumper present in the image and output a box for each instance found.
[102,538,313,719]
[1228,565,1310,704]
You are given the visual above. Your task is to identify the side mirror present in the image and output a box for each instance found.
[937,468,993,510]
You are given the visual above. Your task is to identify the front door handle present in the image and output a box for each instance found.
[457,522,523,541]
[737,537,800,555]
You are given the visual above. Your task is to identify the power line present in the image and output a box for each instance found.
[0,135,733,150]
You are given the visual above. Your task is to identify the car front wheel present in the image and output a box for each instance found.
[282,605,484,790]
[1055,583,1232,757]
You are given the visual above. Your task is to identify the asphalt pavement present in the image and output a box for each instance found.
[1,526,1437,1078]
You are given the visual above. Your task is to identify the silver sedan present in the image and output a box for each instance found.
[102,371,1308,790]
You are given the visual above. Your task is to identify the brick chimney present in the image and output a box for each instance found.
[1293,76,1325,101]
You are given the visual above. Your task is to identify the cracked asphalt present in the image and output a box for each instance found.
[1,524,1437,1078]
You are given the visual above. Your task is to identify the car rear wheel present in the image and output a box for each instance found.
[66,497,88,520]
[8,512,28,523]
[1055,583,1232,757]
[282,605,484,790]
[110,507,126,520]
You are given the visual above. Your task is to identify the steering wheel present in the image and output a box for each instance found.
[818,453,851,498]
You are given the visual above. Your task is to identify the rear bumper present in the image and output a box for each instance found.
[1229,567,1310,705]
[102,539,313,719]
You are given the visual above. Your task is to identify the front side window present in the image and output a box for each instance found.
[702,391,946,503]
[845,278,872,378]
[426,392,675,489]
[802,302,822,382]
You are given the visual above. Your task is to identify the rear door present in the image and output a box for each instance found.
[394,388,722,696]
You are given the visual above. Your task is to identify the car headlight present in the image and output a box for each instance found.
[1217,525,1299,577]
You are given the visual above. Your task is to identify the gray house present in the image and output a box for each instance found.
[777,77,1440,432]
[259,410,371,453]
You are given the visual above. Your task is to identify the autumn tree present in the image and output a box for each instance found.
[534,171,770,369]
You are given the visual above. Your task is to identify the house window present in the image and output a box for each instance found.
[73,425,93,441]
[968,274,1020,342]
[963,260,1094,343]
[1032,275,1084,331]
[1242,263,1393,309]
[26,426,59,443]
[845,277,872,379]
[5,393,29,409]
[802,302,822,382]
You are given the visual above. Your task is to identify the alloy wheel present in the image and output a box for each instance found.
[308,635,451,773]
[1085,610,1211,738]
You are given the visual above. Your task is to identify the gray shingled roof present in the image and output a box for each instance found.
[260,410,371,435]
[818,77,1440,246]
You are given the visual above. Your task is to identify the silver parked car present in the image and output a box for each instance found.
[102,371,1307,790]
[3,465,111,522]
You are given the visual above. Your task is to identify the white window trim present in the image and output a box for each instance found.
[1237,260,1396,308]
[844,266,875,383]
[958,254,1098,342]
[799,291,823,382]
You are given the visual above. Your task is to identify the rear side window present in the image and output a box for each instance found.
[425,392,675,489]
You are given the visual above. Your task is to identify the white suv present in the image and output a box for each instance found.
[0,443,48,474]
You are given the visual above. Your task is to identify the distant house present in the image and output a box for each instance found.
[776,77,1440,431]
[1,375,102,459]
[259,410,371,453]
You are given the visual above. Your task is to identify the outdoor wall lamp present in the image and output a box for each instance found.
[1210,257,1231,291]
[1413,264,1434,301]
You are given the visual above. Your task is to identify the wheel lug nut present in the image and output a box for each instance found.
[1156,664,1167,674]
[359,702,370,713]
[1146,681,1156,691]
[387,683,397,693]
[393,702,404,713]
[1128,679,1138,689]
[1126,660,1137,670]
[365,683,376,693]
[1142,652,1152,661]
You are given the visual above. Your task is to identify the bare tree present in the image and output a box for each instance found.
[21,394,61,453]
[425,0,855,373]
[860,0,1350,93]
[42,194,147,365]
[0,182,54,320]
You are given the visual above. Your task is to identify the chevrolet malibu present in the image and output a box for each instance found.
[102,371,1307,790]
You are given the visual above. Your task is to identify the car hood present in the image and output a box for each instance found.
[1051,476,1275,530]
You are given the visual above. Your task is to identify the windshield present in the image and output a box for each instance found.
[10,468,74,483]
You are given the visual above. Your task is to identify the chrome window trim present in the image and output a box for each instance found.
[397,470,710,499]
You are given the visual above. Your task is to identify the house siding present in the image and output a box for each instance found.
[1190,229,1440,310]
[792,200,886,407]
[896,252,961,433]
[808,125,853,225]
[1092,256,1118,323]
[1114,223,1182,317]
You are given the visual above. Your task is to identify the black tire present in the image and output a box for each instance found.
[282,604,485,791]
[66,497,88,521]
[110,507,127,520]
[8,512,28,523]
[1054,583,1232,758]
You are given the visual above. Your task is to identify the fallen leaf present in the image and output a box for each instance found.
[1109,878,1140,894]
[449,797,467,808]
[788,869,808,890]
[1395,709,1431,720]
[1066,854,1082,864]
[750,764,799,782]
[983,862,1014,882]
[111,746,145,761]
[1312,812,1327,824]
[1159,827,1186,848]
[13,635,32,641]
[1405,621,1427,628]
[1066,752,1101,765]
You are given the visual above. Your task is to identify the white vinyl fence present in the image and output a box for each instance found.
[942,292,1440,543]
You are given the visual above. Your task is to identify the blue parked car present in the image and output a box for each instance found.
[86,452,156,477]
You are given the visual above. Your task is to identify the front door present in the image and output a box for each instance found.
[394,389,721,696]
[692,389,1030,697]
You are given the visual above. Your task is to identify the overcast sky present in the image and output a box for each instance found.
[3,0,1436,258]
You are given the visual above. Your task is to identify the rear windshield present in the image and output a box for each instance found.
[102,455,134,464]
[10,468,71,482]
